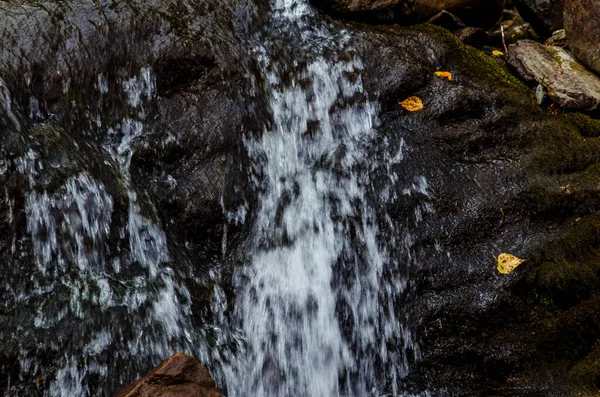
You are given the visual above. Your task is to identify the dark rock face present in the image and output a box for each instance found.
[0,0,259,395]
[113,353,222,397]
[310,0,505,29]
[512,0,564,37]
[350,23,600,396]
[564,0,600,75]
[2,0,600,396]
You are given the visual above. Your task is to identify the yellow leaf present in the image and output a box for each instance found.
[492,50,504,57]
[496,253,525,274]
[399,96,423,112]
[434,71,452,80]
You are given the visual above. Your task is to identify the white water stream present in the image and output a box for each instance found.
[224,1,418,396]
[4,0,425,395]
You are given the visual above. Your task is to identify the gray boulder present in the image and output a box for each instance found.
[507,40,600,110]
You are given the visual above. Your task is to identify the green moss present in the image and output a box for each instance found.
[413,24,531,98]
[546,297,600,357]
[569,341,600,395]
[535,214,600,307]
[563,113,600,138]
[529,115,600,174]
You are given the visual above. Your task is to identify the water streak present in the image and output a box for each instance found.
[225,1,417,395]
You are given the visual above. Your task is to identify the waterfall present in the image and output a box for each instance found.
[224,1,418,395]
[12,67,218,396]
[1,0,426,395]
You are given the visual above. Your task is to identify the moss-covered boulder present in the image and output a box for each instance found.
[346,22,600,396]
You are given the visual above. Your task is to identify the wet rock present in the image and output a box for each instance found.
[113,353,222,397]
[512,0,564,37]
[0,0,259,395]
[507,40,600,110]
[310,0,505,29]
[348,22,600,396]
[564,0,600,74]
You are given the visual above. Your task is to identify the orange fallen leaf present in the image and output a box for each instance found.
[434,71,452,80]
[398,96,423,112]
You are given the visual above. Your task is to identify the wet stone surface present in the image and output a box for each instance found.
[1,1,600,397]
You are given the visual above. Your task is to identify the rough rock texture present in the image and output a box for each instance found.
[349,23,600,396]
[2,0,600,396]
[512,0,564,37]
[507,40,600,110]
[113,353,222,397]
[564,0,600,75]
[310,0,505,29]
[0,0,258,395]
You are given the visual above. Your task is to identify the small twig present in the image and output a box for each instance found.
[501,25,508,53]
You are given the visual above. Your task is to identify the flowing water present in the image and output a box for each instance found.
[5,68,230,395]
[223,1,420,396]
[2,0,426,396]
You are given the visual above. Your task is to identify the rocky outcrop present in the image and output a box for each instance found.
[114,353,221,397]
[512,0,564,37]
[349,23,600,396]
[507,40,600,110]
[0,0,258,395]
[310,0,505,29]
[564,0,600,74]
[2,0,600,396]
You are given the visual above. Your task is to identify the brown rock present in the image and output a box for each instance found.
[564,0,600,75]
[455,27,489,47]
[113,353,222,397]
[427,10,466,31]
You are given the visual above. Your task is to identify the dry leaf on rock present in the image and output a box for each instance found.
[434,71,452,80]
[399,96,423,112]
[496,253,525,274]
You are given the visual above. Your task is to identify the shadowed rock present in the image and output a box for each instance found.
[310,0,505,29]
[512,0,564,37]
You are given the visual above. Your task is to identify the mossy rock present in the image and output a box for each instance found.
[569,340,600,395]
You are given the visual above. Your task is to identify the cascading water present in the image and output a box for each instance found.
[6,67,229,396]
[224,1,420,396]
[1,0,428,395]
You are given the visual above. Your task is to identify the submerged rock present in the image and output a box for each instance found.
[507,40,600,110]
[113,353,222,397]
[564,0,600,74]
[310,0,505,29]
